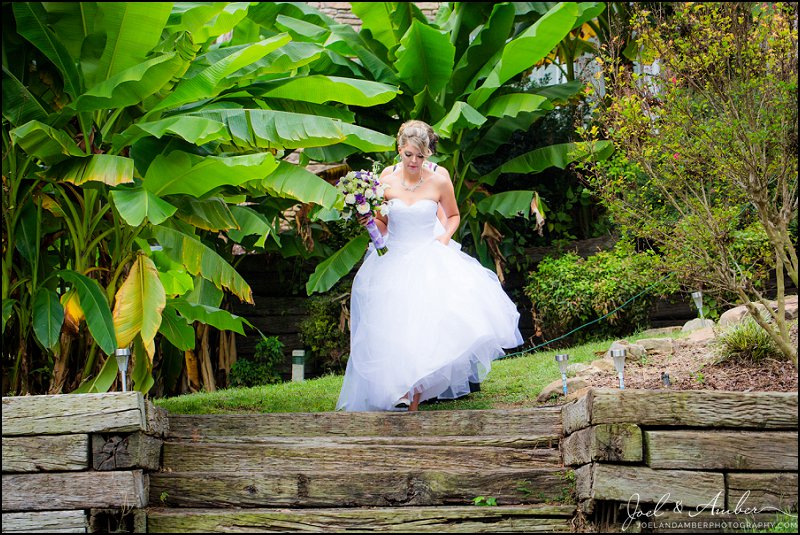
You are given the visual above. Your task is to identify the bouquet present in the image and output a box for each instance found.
[337,170,389,256]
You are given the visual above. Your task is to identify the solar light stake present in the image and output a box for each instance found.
[691,291,704,319]
[115,347,131,392]
[555,354,569,395]
[291,350,306,382]
[610,349,626,389]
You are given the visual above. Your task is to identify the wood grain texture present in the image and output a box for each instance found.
[161,440,560,472]
[2,435,89,473]
[149,468,568,508]
[2,510,87,533]
[561,424,642,466]
[166,407,563,439]
[2,470,148,511]
[145,504,577,533]
[92,433,162,471]
[644,430,797,470]
[2,393,146,436]
[726,472,798,511]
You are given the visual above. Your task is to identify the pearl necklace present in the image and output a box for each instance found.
[401,175,425,192]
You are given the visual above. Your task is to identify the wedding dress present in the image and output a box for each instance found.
[336,198,523,412]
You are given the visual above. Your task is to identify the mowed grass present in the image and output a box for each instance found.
[154,331,674,415]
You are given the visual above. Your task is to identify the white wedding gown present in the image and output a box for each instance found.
[336,198,523,412]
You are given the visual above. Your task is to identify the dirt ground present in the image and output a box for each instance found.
[581,323,798,393]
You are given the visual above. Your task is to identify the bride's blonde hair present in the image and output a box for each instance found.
[397,120,434,157]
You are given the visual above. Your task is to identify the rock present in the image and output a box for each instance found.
[566,363,590,377]
[718,305,749,327]
[537,377,589,402]
[589,359,617,374]
[682,318,715,332]
[637,337,675,354]
[607,340,646,361]
[686,326,717,345]
[718,295,798,327]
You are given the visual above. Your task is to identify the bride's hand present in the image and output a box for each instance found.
[436,235,450,246]
[356,214,371,226]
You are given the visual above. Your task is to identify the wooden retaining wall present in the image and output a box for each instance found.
[1,392,168,533]
[561,388,799,533]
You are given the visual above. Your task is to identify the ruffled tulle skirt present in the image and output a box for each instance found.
[336,237,523,412]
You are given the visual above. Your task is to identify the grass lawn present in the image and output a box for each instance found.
[155,331,674,415]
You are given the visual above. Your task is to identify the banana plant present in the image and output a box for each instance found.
[255,2,613,293]
[2,2,397,395]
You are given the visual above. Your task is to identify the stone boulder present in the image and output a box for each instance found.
[637,337,675,354]
[537,377,588,402]
[588,359,617,374]
[719,295,799,327]
[606,340,646,362]
[682,318,716,332]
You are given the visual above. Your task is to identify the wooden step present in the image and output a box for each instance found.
[149,468,570,508]
[167,407,562,439]
[146,504,577,532]
[161,441,561,472]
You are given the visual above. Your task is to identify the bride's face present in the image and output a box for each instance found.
[398,142,427,175]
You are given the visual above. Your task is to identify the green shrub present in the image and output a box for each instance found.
[713,316,784,365]
[524,241,677,344]
[298,280,351,374]
[228,336,285,388]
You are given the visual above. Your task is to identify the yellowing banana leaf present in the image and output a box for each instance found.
[113,254,166,362]
[58,270,116,355]
[153,226,253,304]
[110,187,177,227]
[59,154,135,186]
[143,151,279,197]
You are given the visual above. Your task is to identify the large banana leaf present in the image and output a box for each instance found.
[171,196,238,232]
[112,254,166,360]
[32,288,64,350]
[259,75,400,106]
[40,2,98,62]
[153,34,292,112]
[476,191,536,219]
[485,94,552,118]
[12,2,82,99]
[166,2,250,45]
[158,303,195,351]
[204,41,323,82]
[74,53,187,112]
[306,233,369,295]
[449,3,516,98]
[143,151,279,197]
[88,3,173,88]
[394,21,455,96]
[259,161,341,210]
[72,354,118,393]
[194,108,395,152]
[227,205,278,247]
[152,226,253,304]
[10,121,85,165]
[467,3,578,109]
[351,2,427,57]
[275,13,331,42]
[131,336,155,394]
[433,101,487,139]
[2,67,48,126]
[482,141,614,186]
[58,155,135,186]
[112,117,229,153]
[111,187,177,227]
[169,299,251,335]
[327,24,398,85]
[2,299,16,334]
[58,270,116,355]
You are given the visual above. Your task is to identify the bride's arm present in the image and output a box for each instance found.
[436,176,460,245]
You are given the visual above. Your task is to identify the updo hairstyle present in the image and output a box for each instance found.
[397,120,435,158]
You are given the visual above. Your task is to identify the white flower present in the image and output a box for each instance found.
[379,203,390,216]
[376,186,386,197]
[364,188,376,200]
[356,202,371,215]
[344,193,356,205]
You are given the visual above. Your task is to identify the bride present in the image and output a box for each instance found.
[336,120,523,412]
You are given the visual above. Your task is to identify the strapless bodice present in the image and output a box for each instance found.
[386,198,438,247]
